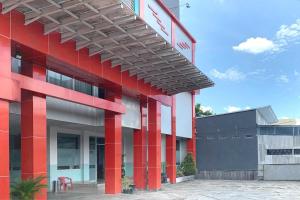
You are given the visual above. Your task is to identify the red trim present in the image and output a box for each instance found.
[21,64,47,200]
[133,102,147,189]
[192,42,196,64]
[171,21,176,47]
[155,0,196,43]
[148,99,161,190]
[187,92,196,160]
[0,100,10,200]
[166,96,176,184]
[105,90,122,194]
[139,0,145,19]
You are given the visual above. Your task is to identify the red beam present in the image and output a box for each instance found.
[10,73,126,114]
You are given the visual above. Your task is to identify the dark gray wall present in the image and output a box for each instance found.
[162,0,180,19]
[196,110,258,171]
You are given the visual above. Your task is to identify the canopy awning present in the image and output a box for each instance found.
[0,0,214,95]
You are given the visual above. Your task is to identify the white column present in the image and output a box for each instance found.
[82,133,90,182]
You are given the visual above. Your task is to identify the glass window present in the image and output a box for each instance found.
[11,57,21,73]
[89,137,96,181]
[47,70,62,86]
[57,133,81,170]
[275,127,294,135]
[294,149,300,155]
[267,149,292,155]
[259,127,275,135]
[176,140,180,151]
[176,140,180,165]
[75,79,92,95]
[98,87,105,99]
[61,74,73,89]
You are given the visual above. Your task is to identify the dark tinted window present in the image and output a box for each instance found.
[275,127,294,135]
[260,127,275,135]
[294,149,300,154]
[267,149,292,155]
[75,79,92,95]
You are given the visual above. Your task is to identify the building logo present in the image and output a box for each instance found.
[177,41,190,50]
[148,4,169,36]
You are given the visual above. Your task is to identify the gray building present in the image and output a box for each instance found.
[257,125,300,180]
[196,106,300,180]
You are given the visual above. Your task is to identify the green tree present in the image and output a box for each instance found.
[180,153,197,176]
[195,103,213,117]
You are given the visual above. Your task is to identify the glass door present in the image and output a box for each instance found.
[97,138,105,183]
[89,137,96,182]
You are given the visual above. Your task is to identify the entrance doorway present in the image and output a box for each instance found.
[97,138,105,183]
[89,137,105,183]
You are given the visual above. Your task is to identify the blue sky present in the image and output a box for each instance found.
[180,0,300,119]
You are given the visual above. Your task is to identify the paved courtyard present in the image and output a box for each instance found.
[49,180,300,200]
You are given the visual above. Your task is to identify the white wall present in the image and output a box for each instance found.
[176,92,192,138]
[180,139,187,163]
[161,105,171,135]
[161,134,166,163]
[47,97,104,126]
[122,96,141,129]
[12,96,142,130]
[258,135,300,180]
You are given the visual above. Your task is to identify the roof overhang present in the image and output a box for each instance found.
[0,0,214,95]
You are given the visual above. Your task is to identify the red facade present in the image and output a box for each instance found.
[0,2,198,199]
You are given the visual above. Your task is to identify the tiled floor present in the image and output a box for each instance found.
[48,180,300,200]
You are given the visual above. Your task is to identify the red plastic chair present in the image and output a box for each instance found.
[58,177,73,192]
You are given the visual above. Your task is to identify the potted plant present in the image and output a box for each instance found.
[181,153,197,176]
[176,165,184,178]
[11,176,47,200]
[161,172,168,183]
[176,153,197,183]
[122,176,134,194]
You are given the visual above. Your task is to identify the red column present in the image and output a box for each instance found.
[148,99,161,190]
[0,100,10,200]
[21,64,47,200]
[166,96,176,184]
[187,92,196,160]
[0,34,11,200]
[133,103,147,189]
[105,91,122,194]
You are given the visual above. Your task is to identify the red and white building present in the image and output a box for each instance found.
[0,0,213,199]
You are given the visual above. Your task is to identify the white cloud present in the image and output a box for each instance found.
[276,19,300,42]
[278,75,289,83]
[210,68,246,81]
[233,37,277,54]
[224,106,242,113]
[233,19,300,54]
[201,105,213,113]
[224,106,251,113]
[248,68,266,76]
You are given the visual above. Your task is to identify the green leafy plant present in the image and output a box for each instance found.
[121,154,126,178]
[180,153,197,176]
[11,176,47,200]
[122,176,134,194]
[176,165,184,178]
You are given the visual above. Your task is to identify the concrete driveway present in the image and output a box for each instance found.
[49,180,300,200]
